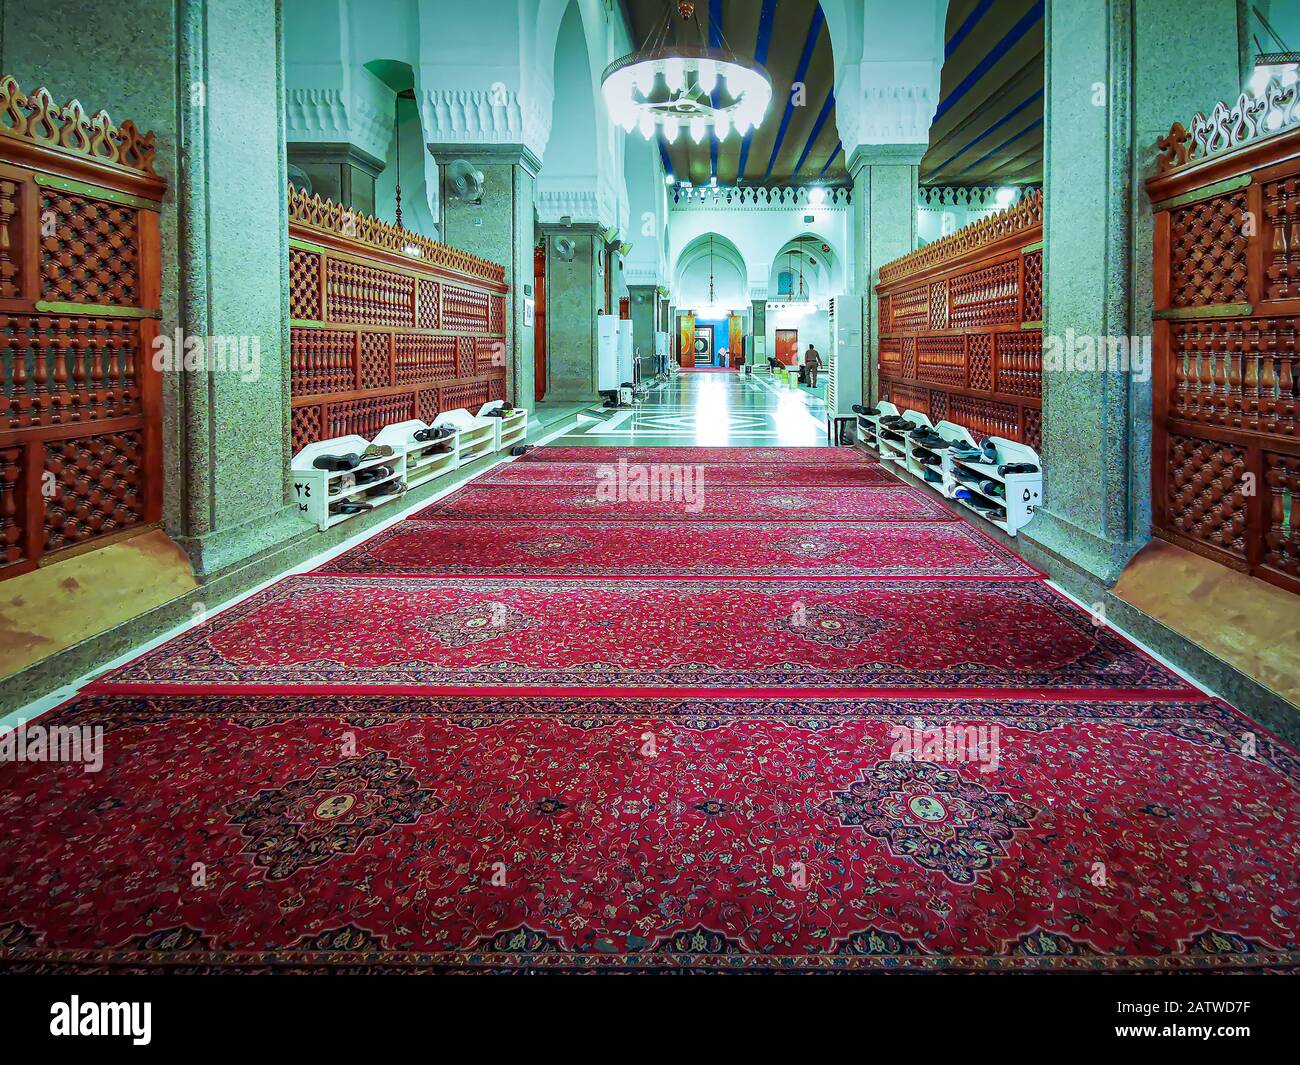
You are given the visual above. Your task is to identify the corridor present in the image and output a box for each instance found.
[2,412,1296,973]
[545,368,830,447]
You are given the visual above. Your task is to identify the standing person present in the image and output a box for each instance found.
[804,343,823,388]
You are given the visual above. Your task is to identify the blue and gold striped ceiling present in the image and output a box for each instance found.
[921,0,1045,186]
[624,0,844,187]
[621,0,1044,188]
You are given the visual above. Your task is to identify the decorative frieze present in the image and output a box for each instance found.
[0,75,158,177]
[879,191,1044,288]
[670,185,851,209]
[288,183,506,285]
[1156,72,1300,173]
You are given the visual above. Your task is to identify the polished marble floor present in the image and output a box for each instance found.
[547,367,831,447]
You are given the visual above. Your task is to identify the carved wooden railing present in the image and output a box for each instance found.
[0,75,165,580]
[1148,75,1300,595]
[287,185,508,451]
[875,190,1043,449]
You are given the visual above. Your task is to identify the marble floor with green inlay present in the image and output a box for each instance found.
[544,368,832,447]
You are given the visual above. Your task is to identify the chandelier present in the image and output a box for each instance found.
[601,1,772,144]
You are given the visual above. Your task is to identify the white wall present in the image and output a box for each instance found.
[668,192,849,301]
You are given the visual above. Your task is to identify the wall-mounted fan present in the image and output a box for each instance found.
[554,236,577,262]
[445,159,485,205]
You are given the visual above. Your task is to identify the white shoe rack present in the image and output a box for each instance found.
[477,400,528,451]
[878,408,935,474]
[374,419,459,489]
[436,408,496,466]
[939,435,1042,537]
[291,435,408,531]
[855,401,899,452]
[288,404,524,532]
[855,401,1043,537]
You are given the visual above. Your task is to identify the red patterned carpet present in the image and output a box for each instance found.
[318,519,1040,579]
[94,576,1188,694]
[1,693,1296,972]
[520,445,872,464]
[415,483,954,522]
[5,445,1296,975]
[480,461,902,487]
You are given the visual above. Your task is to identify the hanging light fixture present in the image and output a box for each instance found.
[602,1,772,143]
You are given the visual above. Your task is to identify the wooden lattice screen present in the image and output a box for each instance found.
[0,76,165,581]
[287,186,508,451]
[1149,109,1300,595]
[875,191,1044,449]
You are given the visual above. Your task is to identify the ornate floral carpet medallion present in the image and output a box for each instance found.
[773,602,899,648]
[771,531,850,560]
[0,694,1296,973]
[227,752,442,881]
[416,601,536,649]
[516,532,597,558]
[821,762,1036,885]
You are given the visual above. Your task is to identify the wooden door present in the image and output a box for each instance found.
[533,243,547,400]
[728,314,744,367]
[775,328,799,366]
[678,313,694,368]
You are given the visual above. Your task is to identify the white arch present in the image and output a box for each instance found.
[673,232,748,311]
[768,234,842,300]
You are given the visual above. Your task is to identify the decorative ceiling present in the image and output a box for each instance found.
[621,0,846,187]
[920,0,1045,187]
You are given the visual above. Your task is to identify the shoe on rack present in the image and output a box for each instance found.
[510,444,530,456]
[923,469,943,484]
[361,444,397,461]
[852,404,880,416]
[330,473,357,497]
[978,439,998,464]
[366,482,407,500]
[954,488,974,500]
[355,465,392,485]
[979,480,1006,498]
[413,425,454,443]
[330,501,373,515]
[313,453,360,472]
[998,462,1039,476]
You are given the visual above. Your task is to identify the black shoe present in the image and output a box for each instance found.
[510,444,529,456]
[413,425,455,442]
[999,462,1039,476]
[355,465,392,485]
[979,480,1006,498]
[330,501,373,515]
[979,439,998,464]
[314,453,360,472]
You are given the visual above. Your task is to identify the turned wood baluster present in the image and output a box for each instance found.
[1279,354,1295,436]
[1226,335,1242,428]
[1260,353,1279,435]
[1242,352,1260,431]
[32,329,49,422]
[10,337,27,428]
